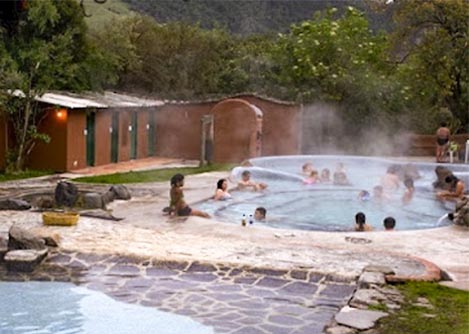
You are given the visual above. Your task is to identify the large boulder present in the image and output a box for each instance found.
[55,181,78,207]
[101,189,116,207]
[0,199,31,211]
[82,192,104,209]
[110,185,131,200]
[8,224,46,250]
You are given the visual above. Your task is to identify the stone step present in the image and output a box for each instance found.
[4,249,48,272]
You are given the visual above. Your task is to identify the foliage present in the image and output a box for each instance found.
[377,282,469,334]
[74,164,234,184]
[390,0,469,133]
[0,0,113,171]
[92,15,246,98]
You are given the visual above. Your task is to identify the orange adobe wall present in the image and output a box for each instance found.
[27,108,69,171]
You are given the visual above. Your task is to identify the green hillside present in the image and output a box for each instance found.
[121,0,394,34]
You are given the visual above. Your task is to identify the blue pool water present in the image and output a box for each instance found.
[0,282,213,334]
[197,155,469,231]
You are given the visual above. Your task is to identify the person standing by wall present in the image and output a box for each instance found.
[436,122,451,163]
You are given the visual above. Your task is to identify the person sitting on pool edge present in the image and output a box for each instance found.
[170,173,210,218]
[383,216,396,231]
[214,178,232,201]
[355,212,373,231]
[237,170,268,191]
[254,207,267,221]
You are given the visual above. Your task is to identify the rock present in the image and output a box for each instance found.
[335,306,388,330]
[4,249,48,272]
[326,326,357,334]
[350,289,387,309]
[358,271,386,288]
[101,190,116,206]
[8,224,46,250]
[363,265,395,275]
[34,196,55,209]
[110,185,131,200]
[55,181,78,207]
[83,193,103,209]
[0,237,8,261]
[452,197,469,227]
[0,199,31,211]
[30,227,61,247]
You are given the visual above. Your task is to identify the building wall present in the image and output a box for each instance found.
[28,108,68,171]
[137,109,149,159]
[228,95,301,156]
[156,103,215,159]
[95,110,112,166]
[118,109,131,162]
[66,110,87,171]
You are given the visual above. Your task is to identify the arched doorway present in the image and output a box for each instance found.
[210,99,263,163]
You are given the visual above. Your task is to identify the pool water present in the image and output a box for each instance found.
[197,155,468,231]
[0,281,213,334]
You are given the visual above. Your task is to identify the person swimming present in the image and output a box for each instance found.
[237,170,268,191]
[214,178,232,201]
[303,170,320,185]
[320,168,331,183]
[402,178,414,204]
[254,207,267,221]
[358,190,371,201]
[354,212,373,231]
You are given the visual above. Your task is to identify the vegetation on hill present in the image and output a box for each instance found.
[121,0,395,35]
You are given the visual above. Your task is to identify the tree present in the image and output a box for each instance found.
[390,0,469,133]
[0,0,110,171]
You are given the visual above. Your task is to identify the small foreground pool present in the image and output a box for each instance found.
[0,281,213,334]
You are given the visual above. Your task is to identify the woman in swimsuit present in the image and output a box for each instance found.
[214,178,232,201]
[169,174,210,218]
[436,122,450,163]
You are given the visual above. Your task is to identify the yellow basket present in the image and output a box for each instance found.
[42,212,79,226]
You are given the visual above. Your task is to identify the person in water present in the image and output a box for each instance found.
[437,175,465,201]
[214,178,232,201]
[402,178,415,204]
[381,166,400,192]
[237,170,268,191]
[383,217,396,231]
[320,168,331,183]
[254,207,267,221]
[357,190,371,201]
[333,163,350,185]
[355,212,373,231]
[372,185,389,201]
[169,174,210,218]
[302,162,314,176]
[303,169,320,185]
[436,121,450,163]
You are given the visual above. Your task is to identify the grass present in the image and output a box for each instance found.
[377,282,469,334]
[0,170,52,182]
[73,164,234,184]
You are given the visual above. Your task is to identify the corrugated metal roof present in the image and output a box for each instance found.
[36,91,164,109]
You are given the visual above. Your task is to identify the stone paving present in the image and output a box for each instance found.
[0,250,357,334]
